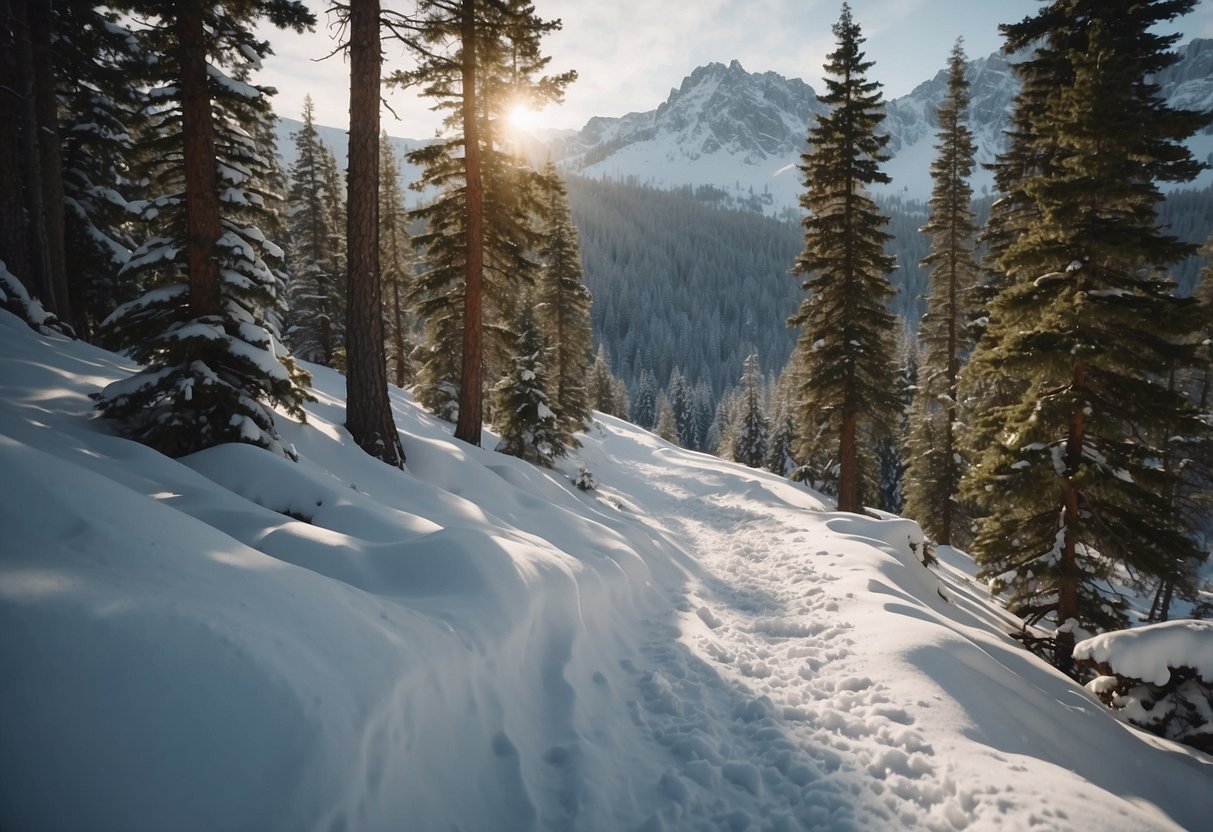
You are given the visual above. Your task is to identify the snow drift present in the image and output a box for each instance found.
[1,310,1210,831]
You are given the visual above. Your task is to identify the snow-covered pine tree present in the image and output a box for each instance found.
[655,391,679,444]
[666,366,695,449]
[732,353,769,468]
[631,368,658,430]
[94,0,313,459]
[535,163,592,445]
[53,2,141,338]
[284,97,346,367]
[876,325,915,513]
[787,2,900,514]
[379,134,415,388]
[494,303,563,466]
[692,378,715,452]
[903,41,981,545]
[961,0,1212,671]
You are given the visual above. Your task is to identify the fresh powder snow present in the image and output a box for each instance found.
[1,308,1210,831]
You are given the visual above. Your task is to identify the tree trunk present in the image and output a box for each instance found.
[0,0,33,290]
[29,1,69,324]
[1057,360,1086,674]
[454,0,484,446]
[345,0,404,466]
[11,0,57,311]
[837,410,859,513]
[175,0,222,320]
[391,280,406,388]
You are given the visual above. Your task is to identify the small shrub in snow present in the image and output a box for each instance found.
[1075,620,1213,753]
[574,467,595,491]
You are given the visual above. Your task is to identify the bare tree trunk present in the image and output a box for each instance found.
[0,0,33,290]
[1056,360,1086,674]
[391,281,406,388]
[345,0,404,466]
[454,0,484,446]
[176,0,222,320]
[837,410,859,513]
[10,0,57,312]
[29,1,69,323]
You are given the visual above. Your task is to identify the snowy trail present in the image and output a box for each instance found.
[4,317,1211,832]
[578,426,1207,832]
[597,451,958,830]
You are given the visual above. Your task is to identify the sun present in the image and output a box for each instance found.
[507,103,541,132]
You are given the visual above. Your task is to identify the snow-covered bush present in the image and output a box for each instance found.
[0,262,74,338]
[574,466,595,491]
[1074,620,1213,753]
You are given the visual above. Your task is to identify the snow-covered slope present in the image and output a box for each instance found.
[2,312,1211,831]
[548,39,1213,211]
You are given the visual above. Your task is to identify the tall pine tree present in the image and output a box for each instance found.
[904,41,981,545]
[788,2,899,513]
[94,0,313,458]
[535,163,592,446]
[285,97,346,366]
[961,0,1211,671]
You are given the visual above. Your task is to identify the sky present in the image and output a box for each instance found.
[254,0,1213,137]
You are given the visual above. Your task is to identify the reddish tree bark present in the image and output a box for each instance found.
[837,410,859,513]
[175,0,222,319]
[454,0,485,446]
[345,0,404,466]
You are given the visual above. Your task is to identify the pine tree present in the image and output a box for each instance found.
[787,3,899,513]
[285,97,346,366]
[904,41,981,544]
[54,2,141,338]
[494,304,563,466]
[655,392,679,444]
[732,353,769,468]
[535,163,592,445]
[94,0,314,459]
[961,0,1211,671]
[392,0,573,445]
[665,366,694,448]
[632,368,658,429]
[379,134,415,388]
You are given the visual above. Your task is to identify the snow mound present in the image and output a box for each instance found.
[2,308,1211,832]
[1075,620,1213,685]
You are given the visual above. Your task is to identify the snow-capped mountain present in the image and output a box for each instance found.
[548,38,1213,213]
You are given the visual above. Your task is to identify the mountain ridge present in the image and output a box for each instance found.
[546,38,1213,211]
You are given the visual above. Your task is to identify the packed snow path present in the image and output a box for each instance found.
[574,422,1211,832]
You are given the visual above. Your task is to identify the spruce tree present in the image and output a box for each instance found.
[285,97,346,366]
[904,41,981,544]
[535,163,592,445]
[494,304,563,466]
[732,353,769,468]
[94,0,314,459]
[961,0,1211,671]
[379,135,415,388]
[632,368,658,430]
[54,2,141,338]
[788,2,899,513]
[392,0,573,445]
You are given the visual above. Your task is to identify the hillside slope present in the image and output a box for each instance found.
[2,311,1209,831]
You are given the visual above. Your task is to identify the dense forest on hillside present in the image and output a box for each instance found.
[569,176,1212,408]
